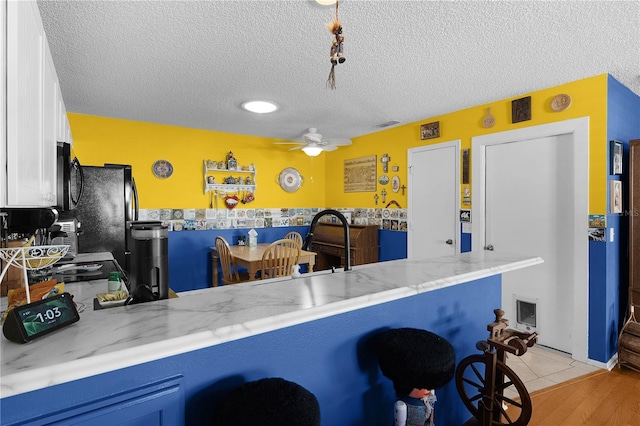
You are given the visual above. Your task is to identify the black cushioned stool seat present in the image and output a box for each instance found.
[212,377,320,426]
[374,328,455,395]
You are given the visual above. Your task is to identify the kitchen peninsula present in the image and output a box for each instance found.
[1,252,542,425]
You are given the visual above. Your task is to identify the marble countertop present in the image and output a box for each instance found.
[0,252,542,398]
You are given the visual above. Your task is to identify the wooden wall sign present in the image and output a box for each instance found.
[512,96,532,123]
[462,149,470,184]
[344,155,377,192]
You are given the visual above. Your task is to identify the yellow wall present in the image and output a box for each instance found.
[325,74,608,213]
[68,114,327,209]
[69,74,608,213]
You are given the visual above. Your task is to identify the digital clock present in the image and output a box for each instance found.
[3,292,80,343]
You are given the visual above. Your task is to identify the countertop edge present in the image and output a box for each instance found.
[1,255,543,398]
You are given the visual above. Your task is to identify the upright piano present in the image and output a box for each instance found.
[310,223,379,271]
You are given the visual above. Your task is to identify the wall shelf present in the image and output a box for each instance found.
[203,160,256,195]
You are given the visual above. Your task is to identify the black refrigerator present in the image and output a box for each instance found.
[65,164,138,272]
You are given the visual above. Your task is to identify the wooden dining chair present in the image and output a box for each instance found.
[284,231,304,248]
[260,238,301,279]
[215,236,250,285]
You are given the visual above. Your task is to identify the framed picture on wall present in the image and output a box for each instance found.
[420,121,440,140]
[611,140,623,175]
[611,180,623,214]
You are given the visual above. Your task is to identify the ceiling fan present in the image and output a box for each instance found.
[275,128,352,156]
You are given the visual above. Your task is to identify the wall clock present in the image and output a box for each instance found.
[278,168,303,192]
[152,160,173,179]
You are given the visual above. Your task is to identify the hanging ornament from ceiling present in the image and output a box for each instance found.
[326,0,345,89]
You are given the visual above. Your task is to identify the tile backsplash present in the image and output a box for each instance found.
[139,207,407,232]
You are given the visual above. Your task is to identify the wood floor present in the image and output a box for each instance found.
[528,366,640,425]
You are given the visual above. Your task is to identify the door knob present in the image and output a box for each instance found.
[485,244,494,251]
[445,239,453,245]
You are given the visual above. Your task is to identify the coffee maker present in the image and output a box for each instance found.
[127,221,169,300]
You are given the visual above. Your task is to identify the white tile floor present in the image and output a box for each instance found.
[505,345,601,395]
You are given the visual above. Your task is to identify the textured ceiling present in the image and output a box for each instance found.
[37,0,640,143]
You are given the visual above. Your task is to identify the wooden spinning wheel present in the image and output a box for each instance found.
[455,309,538,426]
[456,349,531,426]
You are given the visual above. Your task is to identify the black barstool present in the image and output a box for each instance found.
[212,377,320,426]
[374,328,455,426]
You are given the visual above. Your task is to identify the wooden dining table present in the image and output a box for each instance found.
[210,243,317,287]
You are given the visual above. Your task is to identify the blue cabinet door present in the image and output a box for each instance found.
[51,382,182,425]
[3,376,183,426]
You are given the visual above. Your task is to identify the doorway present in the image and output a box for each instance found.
[408,140,460,260]
[472,118,589,361]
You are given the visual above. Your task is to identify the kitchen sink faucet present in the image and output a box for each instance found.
[302,209,351,272]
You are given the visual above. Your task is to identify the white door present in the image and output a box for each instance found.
[472,118,590,361]
[485,135,574,352]
[408,141,460,260]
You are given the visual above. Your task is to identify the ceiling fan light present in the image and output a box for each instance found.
[241,100,278,114]
[302,146,323,157]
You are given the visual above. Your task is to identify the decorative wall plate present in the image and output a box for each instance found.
[379,175,389,185]
[392,176,400,192]
[482,108,495,128]
[152,160,173,179]
[278,168,303,192]
[550,94,572,112]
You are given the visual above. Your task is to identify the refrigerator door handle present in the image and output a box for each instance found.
[132,178,139,221]
[71,157,85,207]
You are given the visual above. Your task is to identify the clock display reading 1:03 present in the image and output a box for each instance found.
[23,305,66,335]
[3,292,80,343]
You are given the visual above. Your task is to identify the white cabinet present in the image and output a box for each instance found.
[58,88,73,146]
[2,0,64,207]
[41,43,59,203]
[0,0,5,205]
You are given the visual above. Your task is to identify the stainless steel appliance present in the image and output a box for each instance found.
[59,164,138,273]
[56,142,83,211]
[49,218,79,259]
[3,208,58,234]
[128,221,169,300]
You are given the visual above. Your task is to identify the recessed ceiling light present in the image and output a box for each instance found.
[241,101,278,114]
[315,0,337,5]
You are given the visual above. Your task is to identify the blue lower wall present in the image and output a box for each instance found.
[378,230,407,261]
[167,226,479,292]
[591,75,640,363]
[1,275,502,425]
[168,227,310,292]
[168,228,410,292]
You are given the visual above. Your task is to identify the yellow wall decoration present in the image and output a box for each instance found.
[69,74,608,214]
[68,114,327,209]
[325,74,608,214]
[343,155,377,192]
